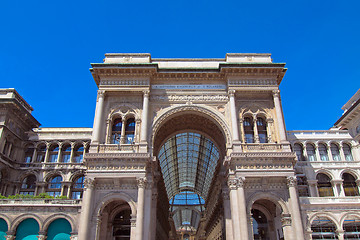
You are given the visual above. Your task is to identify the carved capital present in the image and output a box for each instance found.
[281,213,292,226]
[137,177,147,188]
[143,90,150,97]
[287,176,297,187]
[227,178,238,190]
[238,177,245,188]
[84,177,95,189]
[5,235,15,240]
[98,90,105,98]
[228,89,235,98]
[272,89,280,98]
[37,234,47,240]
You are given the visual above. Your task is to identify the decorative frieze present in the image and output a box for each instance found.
[228,79,277,86]
[150,94,229,102]
[100,79,149,86]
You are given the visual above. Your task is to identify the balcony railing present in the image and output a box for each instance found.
[241,143,283,152]
[0,199,82,205]
[98,143,139,153]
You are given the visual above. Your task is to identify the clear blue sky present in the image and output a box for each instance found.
[1,0,359,130]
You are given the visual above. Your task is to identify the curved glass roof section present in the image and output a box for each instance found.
[158,132,220,201]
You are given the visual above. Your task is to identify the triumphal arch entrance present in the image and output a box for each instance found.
[77,53,305,240]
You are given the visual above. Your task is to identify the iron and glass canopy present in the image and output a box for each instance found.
[158,132,220,231]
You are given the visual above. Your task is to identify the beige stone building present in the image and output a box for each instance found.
[0,53,359,240]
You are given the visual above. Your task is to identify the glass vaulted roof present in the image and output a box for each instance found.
[158,132,220,201]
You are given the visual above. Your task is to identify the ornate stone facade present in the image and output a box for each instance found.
[0,54,359,240]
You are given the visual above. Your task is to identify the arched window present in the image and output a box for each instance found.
[318,143,329,161]
[74,145,84,163]
[257,117,268,143]
[343,173,359,196]
[317,173,334,197]
[125,117,135,144]
[343,143,353,161]
[36,144,46,162]
[71,176,84,199]
[47,218,72,240]
[297,175,309,197]
[15,218,39,240]
[2,139,10,156]
[306,143,317,161]
[20,175,36,196]
[49,145,59,163]
[113,209,131,240]
[24,147,34,164]
[294,143,304,161]
[47,175,62,197]
[343,216,360,239]
[61,144,71,163]
[330,143,341,161]
[311,217,338,239]
[112,118,122,144]
[243,117,254,143]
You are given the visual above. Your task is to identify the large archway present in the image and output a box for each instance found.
[97,200,133,240]
[153,111,228,239]
[251,199,285,240]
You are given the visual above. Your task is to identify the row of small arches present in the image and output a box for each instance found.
[0,217,73,240]
[19,174,84,199]
[298,172,359,197]
[24,141,89,164]
[293,141,354,162]
[310,214,360,239]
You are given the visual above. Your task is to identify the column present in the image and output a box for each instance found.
[120,119,126,144]
[236,177,249,240]
[266,119,273,143]
[239,119,245,143]
[78,178,95,240]
[92,90,105,144]
[253,117,259,143]
[287,176,305,240]
[32,148,37,163]
[140,90,150,143]
[315,144,321,162]
[69,144,75,163]
[326,144,333,161]
[227,178,241,240]
[44,143,50,163]
[95,215,102,240]
[339,143,346,161]
[272,90,287,142]
[5,233,15,240]
[57,143,63,163]
[337,229,345,240]
[331,180,344,197]
[37,232,47,240]
[222,189,234,240]
[143,179,153,240]
[281,214,293,240]
[229,90,240,142]
[130,215,137,240]
[307,180,319,197]
[135,178,146,240]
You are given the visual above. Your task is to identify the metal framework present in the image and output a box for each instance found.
[158,132,220,230]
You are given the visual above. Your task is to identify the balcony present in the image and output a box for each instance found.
[241,143,283,152]
[0,198,82,206]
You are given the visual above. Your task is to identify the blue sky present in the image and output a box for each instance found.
[1,0,359,130]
